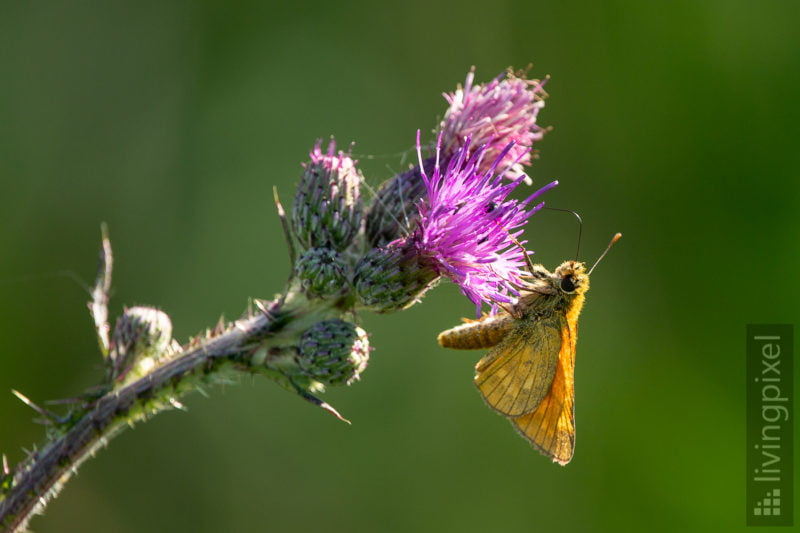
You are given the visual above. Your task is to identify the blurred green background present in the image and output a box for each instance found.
[1,1,798,531]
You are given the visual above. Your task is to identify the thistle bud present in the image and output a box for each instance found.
[295,247,350,300]
[108,306,173,381]
[353,244,439,313]
[297,319,370,386]
[365,160,433,248]
[292,140,363,252]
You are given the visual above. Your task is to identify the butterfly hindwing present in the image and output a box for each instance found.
[510,318,576,465]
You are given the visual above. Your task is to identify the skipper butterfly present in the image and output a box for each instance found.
[438,233,620,464]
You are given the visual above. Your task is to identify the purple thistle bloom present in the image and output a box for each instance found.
[307,138,357,175]
[409,131,557,315]
[440,67,548,182]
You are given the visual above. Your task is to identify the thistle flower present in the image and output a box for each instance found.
[440,67,548,182]
[365,67,547,247]
[292,139,363,252]
[410,132,557,314]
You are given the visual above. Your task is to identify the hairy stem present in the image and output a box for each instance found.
[0,299,289,533]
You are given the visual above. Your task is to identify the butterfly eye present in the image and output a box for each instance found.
[560,275,576,294]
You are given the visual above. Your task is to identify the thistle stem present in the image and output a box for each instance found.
[0,300,286,533]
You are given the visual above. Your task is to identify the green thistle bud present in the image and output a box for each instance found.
[292,140,363,252]
[297,319,370,386]
[365,158,439,248]
[295,247,350,300]
[108,306,173,382]
[353,244,439,313]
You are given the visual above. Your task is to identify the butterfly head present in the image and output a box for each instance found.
[553,260,589,297]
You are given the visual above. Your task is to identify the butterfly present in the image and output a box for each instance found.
[438,233,620,465]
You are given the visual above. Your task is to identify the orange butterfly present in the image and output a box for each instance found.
[438,233,620,465]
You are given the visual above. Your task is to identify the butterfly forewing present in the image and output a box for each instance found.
[474,315,562,417]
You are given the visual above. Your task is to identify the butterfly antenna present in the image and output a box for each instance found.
[588,233,622,275]
[543,207,583,260]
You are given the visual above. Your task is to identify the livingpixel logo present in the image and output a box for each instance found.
[746,325,793,527]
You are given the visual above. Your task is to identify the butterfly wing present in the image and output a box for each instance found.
[474,314,562,417]
[510,318,576,465]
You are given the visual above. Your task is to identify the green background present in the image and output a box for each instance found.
[1,1,798,531]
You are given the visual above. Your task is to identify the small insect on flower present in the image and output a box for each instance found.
[438,233,621,465]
